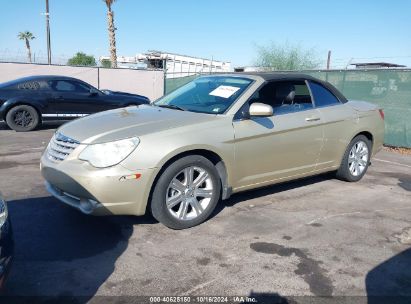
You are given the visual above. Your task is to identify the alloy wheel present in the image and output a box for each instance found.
[348,140,369,177]
[166,166,214,221]
[13,110,33,127]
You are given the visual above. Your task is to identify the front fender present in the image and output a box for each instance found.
[120,120,236,184]
[155,144,229,171]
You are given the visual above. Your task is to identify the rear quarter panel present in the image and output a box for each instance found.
[317,101,384,169]
[346,100,384,156]
[357,108,385,157]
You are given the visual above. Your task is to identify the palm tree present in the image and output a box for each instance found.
[103,0,118,68]
[18,31,35,63]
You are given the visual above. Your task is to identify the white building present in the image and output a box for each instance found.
[100,50,232,78]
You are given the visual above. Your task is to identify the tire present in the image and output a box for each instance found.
[336,135,372,182]
[5,105,40,132]
[151,155,221,229]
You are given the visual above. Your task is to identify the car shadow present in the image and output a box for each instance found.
[251,117,275,129]
[366,248,411,304]
[214,172,336,215]
[3,196,154,301]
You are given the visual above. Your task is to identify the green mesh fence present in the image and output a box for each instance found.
[165,70,411,148]
[304,70,411,148]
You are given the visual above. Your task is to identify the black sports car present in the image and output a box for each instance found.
[0,75,150,131]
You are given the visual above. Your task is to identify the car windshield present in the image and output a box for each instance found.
[154,76,253,114]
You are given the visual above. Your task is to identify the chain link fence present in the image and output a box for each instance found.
[165,69,411,148]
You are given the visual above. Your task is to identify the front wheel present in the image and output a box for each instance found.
[5,105,40,132]
[151,155,221,229]
[336,135,372,182]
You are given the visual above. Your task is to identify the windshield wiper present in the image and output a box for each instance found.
[156,104,186,111]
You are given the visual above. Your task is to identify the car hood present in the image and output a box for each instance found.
[102,90,149,100]
[57,105,219,144]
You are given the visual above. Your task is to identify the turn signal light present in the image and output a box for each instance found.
[379,109,385,120]
[119,173,142,181]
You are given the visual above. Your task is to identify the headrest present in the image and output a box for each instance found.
[285,90,296,104]
[276,83,295,105]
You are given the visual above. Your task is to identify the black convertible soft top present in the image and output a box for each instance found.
[237,72,348,103]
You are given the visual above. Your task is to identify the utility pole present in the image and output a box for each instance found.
[326,50,331,70]
[45,0,52,64]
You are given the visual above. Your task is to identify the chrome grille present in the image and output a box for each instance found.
[47,132,80,162]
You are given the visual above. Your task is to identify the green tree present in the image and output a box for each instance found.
[254,42,320,71]
[103,0,118,68]
[18,31,35,63]
[67,52,97,66]
[101,58,112,68]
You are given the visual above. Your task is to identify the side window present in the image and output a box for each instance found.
[74,81,91,93]
[308,81,341,107]
[18,81,40,90]
[49,80,90,93]
[249,81,313,115]
[50,80,76,92]
[293,84,313,109]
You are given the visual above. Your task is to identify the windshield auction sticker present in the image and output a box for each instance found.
[209,85,240,98]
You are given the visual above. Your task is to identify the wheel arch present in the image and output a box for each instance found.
[354,131,373,144]
[337,130,374,169]
[350,130,374,153]
[3,99,43,123]
[146,148,231,213]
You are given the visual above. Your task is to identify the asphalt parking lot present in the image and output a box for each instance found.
[0,121,410,303]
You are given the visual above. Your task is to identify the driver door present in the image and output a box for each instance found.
[48,79,103,117]
[232,80,324,190]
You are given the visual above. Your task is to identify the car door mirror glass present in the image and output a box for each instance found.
[249,103,273,117]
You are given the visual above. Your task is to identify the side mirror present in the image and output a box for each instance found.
[249,103,273,117]
[89,88,99,96]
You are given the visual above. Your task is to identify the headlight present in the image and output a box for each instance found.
[0,196,8,228]
[79,137,140,168]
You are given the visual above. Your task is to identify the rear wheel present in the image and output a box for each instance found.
[151,155,221,229]
[5,105,40,132]
[336,135,371,182]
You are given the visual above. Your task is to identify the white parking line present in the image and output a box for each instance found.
[374,158,411,169]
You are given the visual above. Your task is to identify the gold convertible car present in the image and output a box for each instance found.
[41,73,385,229]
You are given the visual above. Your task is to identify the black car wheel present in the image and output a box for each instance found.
[5,105,40,132]
[150,155,221,229]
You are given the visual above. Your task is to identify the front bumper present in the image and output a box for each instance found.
[40,152,157,216]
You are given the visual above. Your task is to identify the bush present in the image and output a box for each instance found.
[254,42,320,71]
[67,52,97,67]
[101,59,112,68]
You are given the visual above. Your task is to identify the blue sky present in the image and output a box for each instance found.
[1,0,411,67]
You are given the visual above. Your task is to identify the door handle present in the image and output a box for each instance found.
[305,117,321,122]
